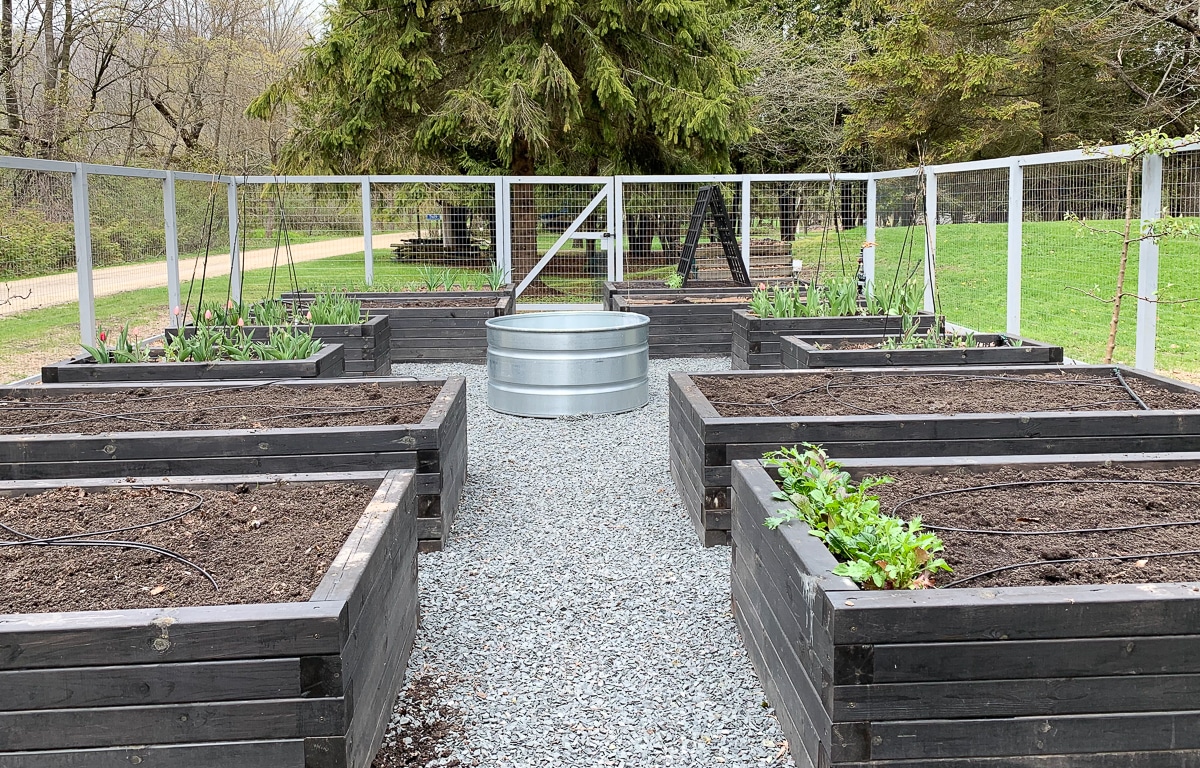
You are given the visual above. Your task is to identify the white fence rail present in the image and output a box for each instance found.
[0,144,1196,372]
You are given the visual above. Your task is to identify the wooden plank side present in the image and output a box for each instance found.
[0,739,306,768]
[834,751,1200,768]
[0,601,342,670]
[867,634,1200,683]
[834,673,1200,721]
[0,697,345,750]
[0,452,419,480]
[829,582,1200,645]
[0,658,302,711]
[867,710,1200,760]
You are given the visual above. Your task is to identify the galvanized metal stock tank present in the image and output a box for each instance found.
[486,311,650,418]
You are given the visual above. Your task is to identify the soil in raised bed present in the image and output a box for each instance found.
[0,382,442,435]
[697,370,1200,417]
[860,465,1200,588]
[628,295,751,306]
[0,482,375,613]
[359,298,499,309]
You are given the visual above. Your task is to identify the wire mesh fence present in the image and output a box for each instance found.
[932,169,1009,333]
[0,149,1199,382]
[234,182,365,300]
[873,175,926,301]
[0,167,76,314]
[1157,152,1200,378]
[373,181,498,290]
[1021,159,1137,364]
[510,181,609,301]
[747,180,864,284]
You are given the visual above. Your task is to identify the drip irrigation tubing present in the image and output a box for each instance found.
[0,487,219,590]
[941,549,1200,589]
[1114,367,1151,410]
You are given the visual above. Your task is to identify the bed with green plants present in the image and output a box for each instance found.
[733,444,1200,766]
[163,295,391,376]
[778,322,1064,369]
[733,276,940,369]
[41,322,343,382]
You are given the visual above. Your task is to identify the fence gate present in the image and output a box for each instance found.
[505,178,613,301]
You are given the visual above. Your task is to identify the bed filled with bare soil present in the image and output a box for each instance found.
[627,295,751,305]
[0,382,442,435]
[864,464,1200,589]
[0,482,376,614]
[698,370,1200,417]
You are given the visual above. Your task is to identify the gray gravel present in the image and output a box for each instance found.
[381,357,794,768]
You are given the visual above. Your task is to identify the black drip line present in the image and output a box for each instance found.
[941,550,1200,589]
[891,478,1200,589]
[1113,367,1151,410]
[0,487,219,590]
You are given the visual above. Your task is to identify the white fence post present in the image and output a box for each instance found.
[1135,153,1164,371]
[71,164,96,346]
[163,171,181,327]
[613,177,625,281]
[740,178,752,274]
[605,178,616,281]
[497,179,511,281]
[923,170,938,312]
[361,177,374,286]
[1006,160,1023,336]
[228,181,241,303]
[864,176,877,287]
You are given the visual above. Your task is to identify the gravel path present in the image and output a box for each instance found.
[378,358,794,768]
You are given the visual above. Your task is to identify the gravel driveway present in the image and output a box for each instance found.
[377,358,795,768]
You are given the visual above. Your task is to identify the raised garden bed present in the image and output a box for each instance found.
[732,453,1200,767]
[732,309,940,369]
[281,289,515,364]
[40,343,345,383]
[0,377,467,551]
[779,332,1063,368]
[168,315,391,377]
[0,469,418,768]
[669,365,1200,546]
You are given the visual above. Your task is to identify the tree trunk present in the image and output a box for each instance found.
[1,0,19,144]
[779,188,798,243]
[1104,163,1137,364]
[509,136,538,290]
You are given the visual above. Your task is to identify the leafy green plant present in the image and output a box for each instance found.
[878,323,979,350]
[865,279,924,317]
[250,299,289,326]
[825,275,860,317]
[460,271,487,290]
[763,444,950,590]
[165,324,228,362]
[196,299,250,327]
[416,265,448,291]
[663,272,685,289]
[443,269,461,290]
[306,293,362,325]
[256,328,323,360]
[82,324,149,364]
[484,265,507,290]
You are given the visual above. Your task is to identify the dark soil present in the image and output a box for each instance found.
[869,465,1200,588]
[0,482,375,614]
[361,298,498,308]
[696,370,1200,417]
[373,669,465,767]
[613,279,764,289]
[0,382,441,435]
[628,296,750,306]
